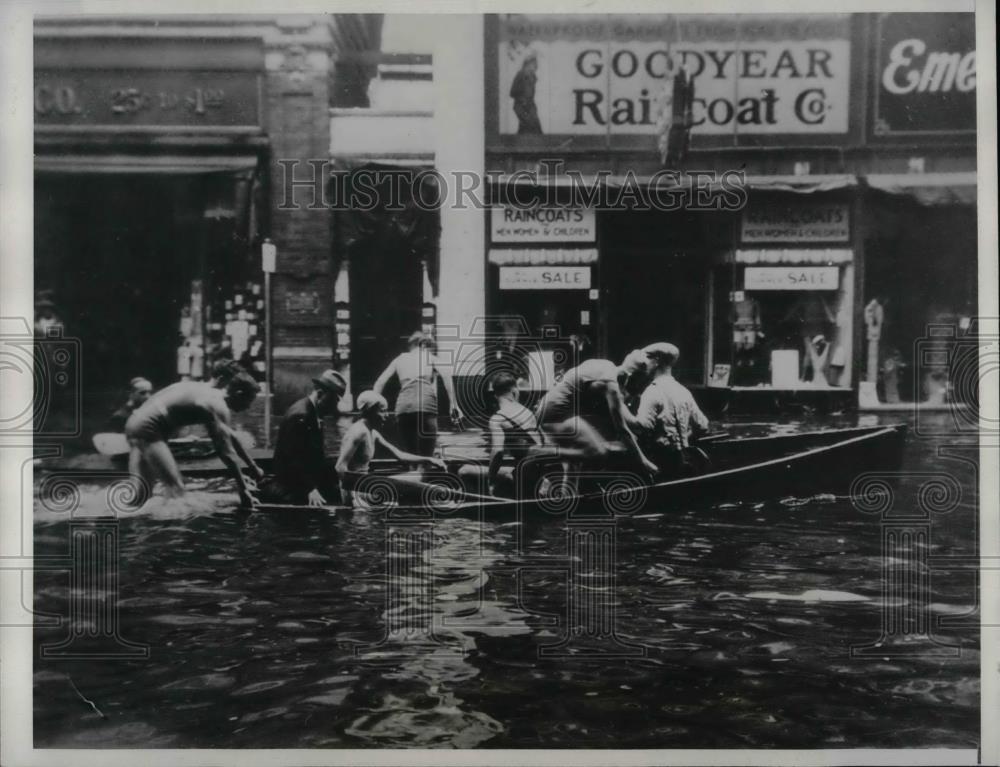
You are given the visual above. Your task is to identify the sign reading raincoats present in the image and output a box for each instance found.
[497,14,851,137]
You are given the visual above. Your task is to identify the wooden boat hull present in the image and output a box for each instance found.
[252,424,908,519]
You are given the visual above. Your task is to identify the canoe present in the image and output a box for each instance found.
[250,424,907,518]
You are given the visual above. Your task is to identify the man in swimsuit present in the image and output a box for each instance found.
[486,372,545,498]
[535,349,659,475]
[372,331,464,458]
[124,372,263,507]
[335,391,445,508]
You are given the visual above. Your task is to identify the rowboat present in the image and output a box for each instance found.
[251,424,908,518]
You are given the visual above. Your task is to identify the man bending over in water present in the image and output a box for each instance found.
[124,372,263,507]
[336,391,445,508]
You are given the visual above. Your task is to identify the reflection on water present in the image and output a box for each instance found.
[32,415,980,748]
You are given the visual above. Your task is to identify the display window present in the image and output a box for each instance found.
[710,249,854,389]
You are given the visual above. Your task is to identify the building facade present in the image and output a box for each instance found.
[33,14,381,442]
[34,13,977,443]
[478,12,977,412]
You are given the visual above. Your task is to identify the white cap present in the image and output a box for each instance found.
[356,390,388,413]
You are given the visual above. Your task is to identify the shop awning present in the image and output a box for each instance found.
[865,172,977,206]
[489,248,599,266]
[493,173,858,193]
[742,175,857,194]
[734,248,853,265]
[34,154,260,174]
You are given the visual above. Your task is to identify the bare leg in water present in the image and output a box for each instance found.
[129,440,186,502]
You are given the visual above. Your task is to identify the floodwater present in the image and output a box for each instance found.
[32,413,980,749]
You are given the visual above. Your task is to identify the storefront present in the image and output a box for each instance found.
[484,13,864,409]
[33,30,270,439]
[859,12,977,407]
[34,16,381,441]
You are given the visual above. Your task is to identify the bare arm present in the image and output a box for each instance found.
[205,408,255,503]
[372,358,397,396]
[432,355,463,418]
[373,430,442,468]
[488,417,506,484]
[604,382,657,473]
[229,430,263,480]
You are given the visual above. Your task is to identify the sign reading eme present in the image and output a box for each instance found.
[744,266,839,291]
[499,266,592,290]
[873,13,975,137]
[491,206,596,243]
[741,201,850,243]
[497,14,851,137]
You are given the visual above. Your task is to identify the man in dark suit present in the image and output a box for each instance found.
[262,369,346,506]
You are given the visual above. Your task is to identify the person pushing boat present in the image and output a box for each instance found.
[336,391,445,507]
[124,373,263,507]
[259,369,346,507]
[535,350,659,475]
[633,342,710,478]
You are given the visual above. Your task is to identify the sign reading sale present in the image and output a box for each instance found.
[498,14,851,136]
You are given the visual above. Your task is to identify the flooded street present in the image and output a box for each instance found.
[32,413,980,749]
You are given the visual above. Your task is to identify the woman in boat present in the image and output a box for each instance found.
[335,391,446,508]
[486,372,546,498]
[373,331,464,458]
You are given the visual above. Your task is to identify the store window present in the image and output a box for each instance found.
[710,249,854,389]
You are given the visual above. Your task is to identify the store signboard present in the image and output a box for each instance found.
[872,13,975,138]
[34,71,262,129]
[491,206,596,243]
[741,201,850,243]
[744,266,839,290]
[496,14,851,137]
[499,266,592,289]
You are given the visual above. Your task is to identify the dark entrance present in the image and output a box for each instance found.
[602,209,730,384]
[34,170,258,438]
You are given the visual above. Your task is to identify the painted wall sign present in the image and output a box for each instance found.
[872,13,975,137]
[744,266,839,290]
[491,206,596,243]
[496,14,851,137]
[33,71,262,129]
[741,201,850,243]
[499,266,592,289]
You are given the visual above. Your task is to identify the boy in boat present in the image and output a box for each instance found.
[260,369,346,507]
[486,372,545,498]
[633,342,711,478]
[107,376,154,433]
[535,350,659,476]
[335,391,445,508]
[124,373,263,507]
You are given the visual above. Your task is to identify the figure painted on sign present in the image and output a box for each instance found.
[510,51,542,135]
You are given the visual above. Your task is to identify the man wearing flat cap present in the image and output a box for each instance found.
[262,369,347,506]
[634,342,710,477]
